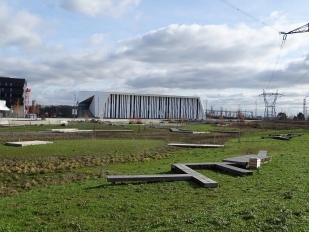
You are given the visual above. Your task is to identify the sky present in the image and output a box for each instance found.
[1,0,309,117]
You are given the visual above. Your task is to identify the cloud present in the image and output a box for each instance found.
[60,0,142,18]
[117,24,280,65]
[111,24,309,91]
[88,33,105,46]
[1,3,308,109]
[0,1,42,48]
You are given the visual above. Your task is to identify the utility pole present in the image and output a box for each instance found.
[255,100,257,118]
[97,97,99,118]
[205,100,207,118]
[304,96,308,120]
[73,94,76,120]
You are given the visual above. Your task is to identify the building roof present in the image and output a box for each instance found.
[79,91,201,99]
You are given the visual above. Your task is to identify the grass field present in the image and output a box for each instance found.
[0,121,309,231]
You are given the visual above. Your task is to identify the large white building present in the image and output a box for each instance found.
[78,91,204,120]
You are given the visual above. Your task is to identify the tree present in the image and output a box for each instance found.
[297,112,305,121]
[277,112,287,120]
[293,112,305,121]
[13,98,22,118]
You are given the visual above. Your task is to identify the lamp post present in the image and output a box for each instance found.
[97,97,99,118]
[255,100,257,118]
[304,96,308,120]
[73,94,76,120]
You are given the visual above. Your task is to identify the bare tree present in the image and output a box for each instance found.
[13,98,21,118]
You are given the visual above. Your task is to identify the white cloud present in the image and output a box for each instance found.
[110,24,309,91]
[0,1,42,48]
[117,24,279,65]
[88,33,106,46]
[2,21,309,107]
[60,0,142,17]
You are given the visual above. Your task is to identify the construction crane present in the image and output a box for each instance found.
[280,23,309,41]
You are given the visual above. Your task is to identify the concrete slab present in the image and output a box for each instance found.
[170,128,192,133]
[170,128,207,134]
[46,129,79,133]
[212,130,240,134]
[45,129,133,133]
[168,143,224,148]
[93,130,133,132]
[5,140,53,147]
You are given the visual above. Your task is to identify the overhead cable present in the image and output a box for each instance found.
[218,0,279,32]
[282,69,309,94]
[266,34,288,90]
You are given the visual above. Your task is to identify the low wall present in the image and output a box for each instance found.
[0,118,164,126]
[0,118,78,126]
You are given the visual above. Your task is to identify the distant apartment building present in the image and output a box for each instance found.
[0,76,27,117]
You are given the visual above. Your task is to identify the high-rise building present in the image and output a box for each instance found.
[0,76,27,116]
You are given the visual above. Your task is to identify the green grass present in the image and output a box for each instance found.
[1,124,309,231]
[0,123,139,133]
[0,120,217,133]
[0,139,166,159]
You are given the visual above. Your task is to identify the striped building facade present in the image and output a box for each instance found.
[78,91,204,120]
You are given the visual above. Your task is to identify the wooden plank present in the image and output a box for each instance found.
[172,164,196,174]
[107,174,192,183]
[182,163,219,169]
[108,155,264,188]
[261,135,290,140]
[222,158,248,167]
[287,133,303,137]
[171,163,218,188]
[185,169,218,188]
[242,155,272,163]
[216,163,253,176]
[192,175,218,188]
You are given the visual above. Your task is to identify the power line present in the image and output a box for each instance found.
[266,39,285,89]
[280,5,309,94]
[282,69,309,94]
[301,4,309,21]
[218,0,279,32]
[218,0,309,95]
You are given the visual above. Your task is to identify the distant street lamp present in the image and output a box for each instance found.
[98,97,100,118]
[304,96,308,119]
[73,94,76,120]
